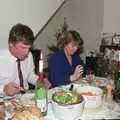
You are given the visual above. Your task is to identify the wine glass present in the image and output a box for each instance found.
[106,100,115,118]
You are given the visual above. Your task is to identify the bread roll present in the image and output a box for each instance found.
[11,106,44,120]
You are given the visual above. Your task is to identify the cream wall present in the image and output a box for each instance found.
[0,0,64,48]
[34,0,104,67]
[1,0,120,67]
[103,0,120,33]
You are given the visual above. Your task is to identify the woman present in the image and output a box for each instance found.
[48,30,87,87]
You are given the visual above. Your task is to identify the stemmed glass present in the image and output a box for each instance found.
[106,100,115,118]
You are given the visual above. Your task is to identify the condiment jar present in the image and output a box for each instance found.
[106,83,113,101]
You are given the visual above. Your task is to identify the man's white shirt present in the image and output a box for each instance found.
[0,49,38,93]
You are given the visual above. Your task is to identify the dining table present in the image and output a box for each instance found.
[4,77,120,120]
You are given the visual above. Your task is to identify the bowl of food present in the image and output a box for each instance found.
[76,86,103,108]
[51,91,85,120]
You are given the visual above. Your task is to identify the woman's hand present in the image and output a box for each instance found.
[4,83,24,96]
[70,65,83,82]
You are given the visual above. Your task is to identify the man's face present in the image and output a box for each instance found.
[9,42,31,60]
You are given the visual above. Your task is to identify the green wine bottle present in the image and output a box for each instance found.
[115,63,120,90]
[35,80,48,116]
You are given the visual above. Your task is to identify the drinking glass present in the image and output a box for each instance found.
[4,97,16,120]
[86,70,95,84]
[116,102,120,118]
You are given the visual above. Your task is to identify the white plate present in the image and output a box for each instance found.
[94,76,108,87]
[20,93,35,106]
[4,96,15,100]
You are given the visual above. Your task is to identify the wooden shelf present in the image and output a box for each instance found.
[100,45,120,53]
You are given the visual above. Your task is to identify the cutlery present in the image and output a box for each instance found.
[69,84,74,91]
[20,90,26,94]
[14,86,26,94]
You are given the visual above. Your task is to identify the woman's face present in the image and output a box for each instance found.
[9,42,31,60]
[65,40,78,56]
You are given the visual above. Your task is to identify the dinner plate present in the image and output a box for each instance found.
[20,93,35,106]
[0,95,16,102]
[94,76,108,87]
[4,96,15,100]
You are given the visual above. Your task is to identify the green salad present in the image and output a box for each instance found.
[52,91,82,105]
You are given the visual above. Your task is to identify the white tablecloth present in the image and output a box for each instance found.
[5,84,120,120]
[45,102,120,120]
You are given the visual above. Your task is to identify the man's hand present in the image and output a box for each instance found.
[4,83,24,96]
[38,72,52,89]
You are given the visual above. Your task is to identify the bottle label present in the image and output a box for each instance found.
[36,99,47,112]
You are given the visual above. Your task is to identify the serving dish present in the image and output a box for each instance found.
[6,93,44,120]
[76,86,103,108]
[51,91,85,120]
[93,76,108,87]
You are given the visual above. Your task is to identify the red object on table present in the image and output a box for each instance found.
[37,72,52,89]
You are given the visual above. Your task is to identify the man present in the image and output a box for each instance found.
[0,23,51,96]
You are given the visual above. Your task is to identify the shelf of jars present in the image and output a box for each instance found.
[100,33,120,53]
[100,33,120,102]
[100,45,120,53]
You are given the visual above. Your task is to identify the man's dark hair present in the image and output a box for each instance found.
[8,23,35,46]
